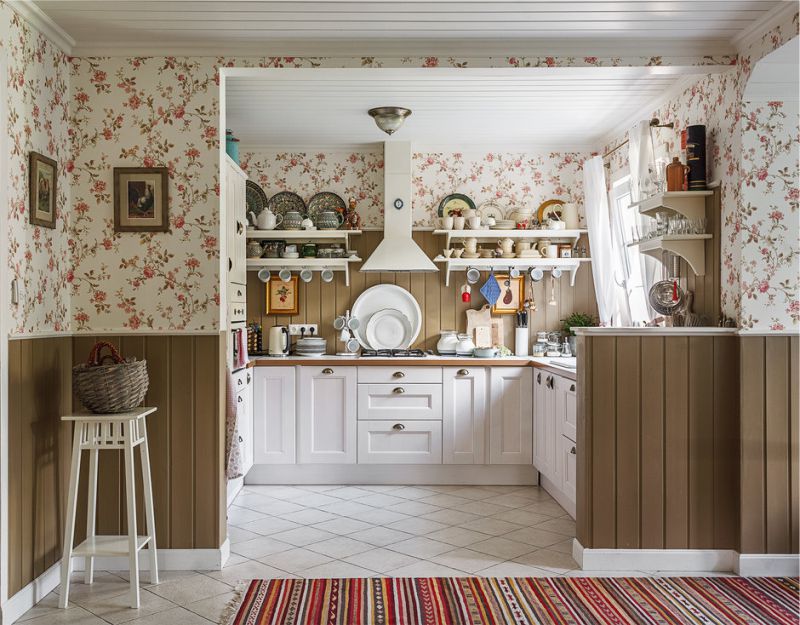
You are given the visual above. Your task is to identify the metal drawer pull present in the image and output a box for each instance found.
[237,396,243,403]
[392,423,405,431]
[392,371,405,378]
[537,372,542,384]
[570,446,576,455]
[237,378,243,385]
[570,384,576,392]
[457,369,469,376]
[322,368,334,375]
[247,373,251,384]
[392,387,405,394]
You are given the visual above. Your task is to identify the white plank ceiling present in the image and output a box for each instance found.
[224,67,724,149]
[32,0,785,56]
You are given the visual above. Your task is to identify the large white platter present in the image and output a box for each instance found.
[351,285,422,350]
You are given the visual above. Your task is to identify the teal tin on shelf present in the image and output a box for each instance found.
[225,129,240,164]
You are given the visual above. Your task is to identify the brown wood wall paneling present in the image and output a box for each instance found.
[247,231,597,352]
[577,334,741,551]
[7,337,73,596]
[740,335,799,554]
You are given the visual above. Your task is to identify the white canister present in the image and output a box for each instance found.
[561,203,580,229]
[442,215,454,230]
[468,216,482,229]
[515,327,530,356]
[437,330,459,355]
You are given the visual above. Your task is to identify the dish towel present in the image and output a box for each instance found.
[235,328,249,369]
[225,368,244,480]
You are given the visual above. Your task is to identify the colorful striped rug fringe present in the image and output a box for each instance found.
[226,576,799,624]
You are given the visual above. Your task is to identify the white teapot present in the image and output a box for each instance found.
[249,208,282,231]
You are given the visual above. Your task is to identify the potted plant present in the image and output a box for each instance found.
[561,312,597,354]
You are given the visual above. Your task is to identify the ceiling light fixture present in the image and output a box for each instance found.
[368,107,412,135]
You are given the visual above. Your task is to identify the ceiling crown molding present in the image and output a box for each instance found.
[730,1,797,53]
[7,0,74,54]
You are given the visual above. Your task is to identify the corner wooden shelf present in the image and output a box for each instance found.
[246,257,362,286]
[433,228,587,248]
[631,191,713,220]
[628,234,712,275]
[433,256,591,287]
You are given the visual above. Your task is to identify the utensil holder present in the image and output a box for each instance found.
[515,327,529,357]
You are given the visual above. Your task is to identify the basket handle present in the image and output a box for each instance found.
[87,341,125,367]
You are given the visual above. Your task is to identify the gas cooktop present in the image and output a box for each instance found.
[360,349,428,358]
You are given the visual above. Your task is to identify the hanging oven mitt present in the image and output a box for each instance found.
[479,270,502,306]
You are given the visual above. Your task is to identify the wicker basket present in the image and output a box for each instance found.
[73,342,149,414]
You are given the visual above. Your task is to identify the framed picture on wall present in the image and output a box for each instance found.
[491,275,524,315]
[266,276,299,315]
[113,167,169,232]
[29,152,57,229]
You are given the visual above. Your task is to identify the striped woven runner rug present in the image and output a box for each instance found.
[226,576,798,624]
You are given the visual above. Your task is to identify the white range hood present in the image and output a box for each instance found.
[360,141,438,273]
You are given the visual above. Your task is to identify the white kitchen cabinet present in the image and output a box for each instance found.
[532,370,556,476]
[225,156,247,287]
[357,384,442,421]
[488,367,532,464]
[298,366,357,464]
[557,435,577,503]
[357,420,442,464]
[253,367,296,464]
[555,376,577,442]
[442,367,486,464]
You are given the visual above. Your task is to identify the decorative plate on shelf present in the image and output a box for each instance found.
[437,193,476,217]
[476,199,507,222]
[307,191,346,218]
[245,181,268,217]
[366,309,414,350]
[267,191,306,217]
[536,198,565,223]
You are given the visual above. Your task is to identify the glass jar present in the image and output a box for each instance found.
[532,333,548,357]
[455,333,476,357]
[437,330,459,355]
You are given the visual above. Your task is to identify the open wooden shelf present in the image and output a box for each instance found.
[628,234,712,275]
[246,229,361,240]
[433,228,586,248]
[433,256,591,287]
[246,257,362,286]
[631,191,713,220]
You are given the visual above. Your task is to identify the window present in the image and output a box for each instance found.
[609,175,650,324]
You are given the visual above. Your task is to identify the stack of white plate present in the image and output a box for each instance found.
[491,219,516,229]
[295,337,326,357]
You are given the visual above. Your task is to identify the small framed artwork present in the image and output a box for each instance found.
[266,276,299,315]
[491,275,524,315]
[29,152,57,229]
[558,244,573,258]
[114,167,169,232]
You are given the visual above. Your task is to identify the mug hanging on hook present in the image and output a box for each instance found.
[529,267,544,282]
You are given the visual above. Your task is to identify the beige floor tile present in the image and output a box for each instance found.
[534,517,576,537]
[356,508,412,526]
[429,549,504,574]
[323,486,374,500]
[298,561,378,579]
[206,560,288,585]
[504,527,567,548]
[227,505,267,526]
[244,486,308,500]
[353,493,408,508]
[246,499,305,516]
[458,517,524,536]
[78,588,174,625]
[356,526,413,546]
[353,485,405,493]
[312,517,374,535]
[426,526,490,548]
[296,484,343,493]
[386,536,454,559]
[58,571,132,606]
[475,562,557,578]
[446,487,500,501]
[416,494,471,508]
[389,486,438,500]
[123,605,213,625]
[385,561,470,578]
[237,516,301,535]
[385,517,447,535]
[19,604,109,625]
[306,536,373,559]
[289,492,343,507]
[259,547,333,573]
[230,535,294,558]
[385,500,442,516]
[316,500,375,518]
[227,525,262,545]
[148,574,232,606]
[452,500,509,516]
[343,548,420,573]
[482,494,539,508]
[514,549,579,574]
[110,569,196,587]
[496,509,553,527]
[270,526,336,547]
[420,509,480,526]
[185,591,237,622]
[469,536,538,560]
[548,538,576,554]
[520,501,568,518]
[279,508,339,525]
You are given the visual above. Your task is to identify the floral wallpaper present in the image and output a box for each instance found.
[739,101,799,330]
[240,148,588,229]
[2,3,71,334]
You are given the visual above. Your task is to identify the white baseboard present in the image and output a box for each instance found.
[539,473,575,519]
[245,464,538,485]
[2,563,61,625]
[573,540,737,572]
[227,476,244,507]
[737,554,800,577]
[71,542,231,572]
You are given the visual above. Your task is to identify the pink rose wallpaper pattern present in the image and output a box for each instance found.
[240,149,588,229]
[3,3,71,335]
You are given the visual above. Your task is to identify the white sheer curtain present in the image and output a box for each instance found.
[584,156,627,325]
[628,121,659,319]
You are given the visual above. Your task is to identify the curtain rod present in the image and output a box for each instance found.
[602,118,675,165]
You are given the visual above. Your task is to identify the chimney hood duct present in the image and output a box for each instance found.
[360,141,438,273]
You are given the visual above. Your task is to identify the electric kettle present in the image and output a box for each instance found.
[268,325,290,356]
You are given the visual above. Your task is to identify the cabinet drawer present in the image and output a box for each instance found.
[358,384,442,420]
[232,367,252,391]
[358,420,442,464]
[357,366,442,384]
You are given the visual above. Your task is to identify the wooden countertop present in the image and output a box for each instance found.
[249,355,577,380]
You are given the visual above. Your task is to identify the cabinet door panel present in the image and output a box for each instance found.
[533,369,550,473]
[253,367,295,464]
[358,421,442,464]
[298,366,357,464]
[357,384,442,420]
[489,367,532,464]
[558,435,577,504]
[443,367,486,464]
[555,375,577,443]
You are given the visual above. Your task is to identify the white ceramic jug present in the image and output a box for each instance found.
[560,203,580,229]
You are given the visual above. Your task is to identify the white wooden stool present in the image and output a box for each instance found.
[60,407,159,609]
